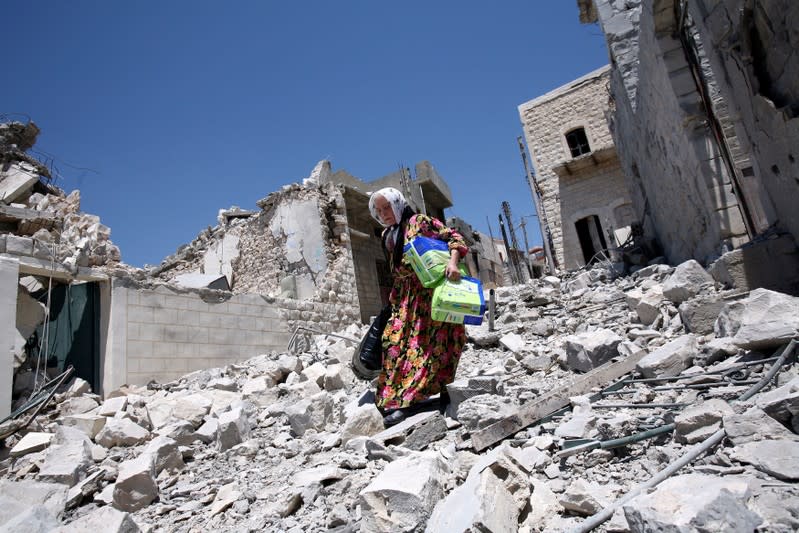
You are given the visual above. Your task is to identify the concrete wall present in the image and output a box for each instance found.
[687,0,799,243]
[519,66,632,269]
[104,283,293,390]
[0,256,20,418]
[588,0,798,265]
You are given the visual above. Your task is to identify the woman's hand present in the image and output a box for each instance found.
[445,251,461,281]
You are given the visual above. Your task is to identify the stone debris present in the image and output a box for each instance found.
[1,258,799,531]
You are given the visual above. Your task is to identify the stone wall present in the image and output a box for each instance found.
[519,66,632,269]
[588,0,798,266]
[687,0,799,243]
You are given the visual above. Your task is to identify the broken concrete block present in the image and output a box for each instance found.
[754,376,799,429]
[217,404,251,451]
[626,286,665,325]
[679,293,725,335]
[62,413,107,439]
[51,505,141,532]
[427,468,517,533]
[636,335,697,378]
[523,479,562,530]
[674,398,735,444]
[60,395,99,416]
[210,482,243,516]
[37,440,93,487]
[300,361,327,388]
[555,396,597,439]
[171,393,213,428]
[715,289,799,350]
[142,436,184,474]
[723,407,799,446]
[445,377,499,418]
[559,479,610,516]
[0,504,59,533]
[207,377,238,391]
[155,420,197,446]
[97,395,128,417]
[5,234,34,255]
[241,376,271,397]
[323,364,345,391]
[730,440,799,481]
[662,259,714,304]
[708,234,799,294]
[622,473,759,532]
[195,416,219,444]
[340,403,384,445]
[359,452,445,532]
[65,470,105,509]
[112,454,158,512]
[563,329,623,372]
[95,418,150,448]
[499,332,527,353]
[0,162,40,203]
[9,431,53,457]
[0,480,68,524]
[66,377,92,397]
[285,391,333,437]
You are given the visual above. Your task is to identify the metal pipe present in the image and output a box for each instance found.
[592,403,688,409]
[622,356,779,384]
[738,339,796,401]
[570,429,726,533]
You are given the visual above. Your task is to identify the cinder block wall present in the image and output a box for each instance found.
[105,284,292,389]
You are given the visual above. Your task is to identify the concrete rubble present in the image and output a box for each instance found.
[1,258,799,532]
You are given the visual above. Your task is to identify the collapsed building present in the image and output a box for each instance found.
[0,129,505,419]
[568,0,799,292]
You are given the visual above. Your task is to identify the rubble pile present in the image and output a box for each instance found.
[2,259,799,532]
[0,121,121,269]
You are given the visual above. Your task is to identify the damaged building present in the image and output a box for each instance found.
[1,130,501,418]
[571,0,799,292]
[519,65,637,271]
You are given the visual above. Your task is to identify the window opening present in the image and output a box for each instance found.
[566,128,591,158]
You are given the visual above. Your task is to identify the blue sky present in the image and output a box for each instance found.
[4,1,609,268]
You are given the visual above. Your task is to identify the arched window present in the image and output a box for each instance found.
[565,127,591,157]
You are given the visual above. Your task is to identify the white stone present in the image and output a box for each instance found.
[51,505,141,532]
[217,405,250,451]
[499,332,527,353]
[97,396,128,417]
[360,452,446,532]
[674,398,735,444]
[662,259,714,304]
[142,436,184,474]
[730,440,799,481]
[562,329,623,372]
[9,432,53,457]
[622,473,759,532]
[171,393,212,428]
[95,418,150,448]
[210,482,242,516]
[340,404,384,445]
[37,441,93,487]
[636,335,697,378]
[285,391,333,437]
[62,413,107,439]
[112,454,158,512]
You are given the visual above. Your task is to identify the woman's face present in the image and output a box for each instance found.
[374,195,397,225]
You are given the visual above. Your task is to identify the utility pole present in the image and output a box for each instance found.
[498,213,521,284]
[517,136,556,274]
[519,217,533,277]
[502,201,525,282]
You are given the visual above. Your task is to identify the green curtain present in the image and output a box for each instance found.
[33,282,100,391]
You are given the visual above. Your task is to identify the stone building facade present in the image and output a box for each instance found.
[579,0,799,274]
[518,66,635,270]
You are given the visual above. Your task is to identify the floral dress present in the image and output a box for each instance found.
[376,214,469,411]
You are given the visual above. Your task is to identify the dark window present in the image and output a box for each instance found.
[566,128,591,157]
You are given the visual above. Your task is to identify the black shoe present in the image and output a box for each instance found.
[383,409,407,428]
[438,389,451,414]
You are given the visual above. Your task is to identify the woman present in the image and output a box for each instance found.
[368,187,468,427]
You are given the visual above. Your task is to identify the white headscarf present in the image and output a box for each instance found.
[368,187,409,249]
[369,187,409,227]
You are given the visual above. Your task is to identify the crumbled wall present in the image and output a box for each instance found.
[687,0,799,244]
[519,66,633,269]
[152,182,361,331]
[589,0,797,265]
